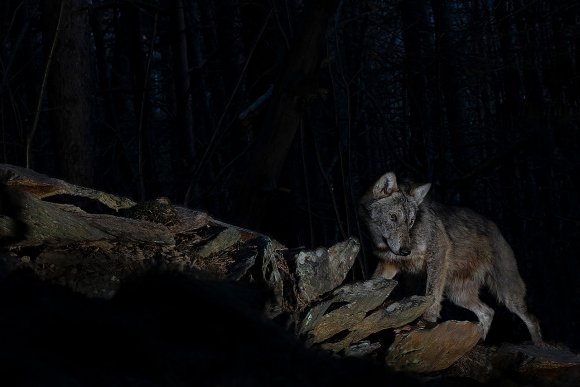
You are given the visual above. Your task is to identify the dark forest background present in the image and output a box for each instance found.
[1,0,579,349]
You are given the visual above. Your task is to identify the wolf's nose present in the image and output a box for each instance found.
[399,247,411,256]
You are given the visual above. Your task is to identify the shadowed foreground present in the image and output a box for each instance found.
[0,269,425,387]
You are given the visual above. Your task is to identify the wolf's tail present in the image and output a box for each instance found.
[486,228,526,304]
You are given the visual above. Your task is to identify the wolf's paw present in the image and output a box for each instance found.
[420,305,441,324]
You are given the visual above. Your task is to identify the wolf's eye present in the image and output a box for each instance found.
[390,214,397,222]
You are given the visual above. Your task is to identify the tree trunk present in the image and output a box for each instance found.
[89,8,117,136]
[232,0,339,228]
[125,5,152,200]
[173,0,195,167]
[432,0,480,205]
[41,0,94,187]
[399,0,435,178]
[494,0,523,131]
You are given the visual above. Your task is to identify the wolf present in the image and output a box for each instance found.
[360,171,542,344]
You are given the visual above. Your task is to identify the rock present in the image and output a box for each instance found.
[300,278,397,343]
[295,237,359,302]
[385,320,484,373]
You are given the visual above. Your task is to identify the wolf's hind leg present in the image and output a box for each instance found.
[489,231,543,344]
[447,281,494,340]
[504,297,543,345]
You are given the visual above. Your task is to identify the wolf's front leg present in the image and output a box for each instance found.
[372,260,398,279]
[422,251,449,322]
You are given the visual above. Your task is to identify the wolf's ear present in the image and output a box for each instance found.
[372,172,398,197]
[410,183,431,205]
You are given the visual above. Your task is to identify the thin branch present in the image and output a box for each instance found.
[331,0,351,235]
[238,84,273,120]
[0,3,27,95]
[271,0,290,49]
[184,9,272,206]
[312,130,347,239]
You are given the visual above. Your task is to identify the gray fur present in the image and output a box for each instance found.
[360,172,542,344]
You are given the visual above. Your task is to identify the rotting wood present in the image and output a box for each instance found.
[0,163,135,210]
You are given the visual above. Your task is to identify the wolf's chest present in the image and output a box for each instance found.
[389,250,427,274]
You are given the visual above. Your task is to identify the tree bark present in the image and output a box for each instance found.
[232,0,340,228]
[432,0,481,205]
[89,8,117,136]
[41,0,94,186]
[399,0,435,178]
[173,0,195,166]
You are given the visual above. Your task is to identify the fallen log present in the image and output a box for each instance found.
[1,164,578,385]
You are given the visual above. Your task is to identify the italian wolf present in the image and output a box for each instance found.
[360,172,542,344]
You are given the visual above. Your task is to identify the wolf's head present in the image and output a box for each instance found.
[360,172,430,256]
